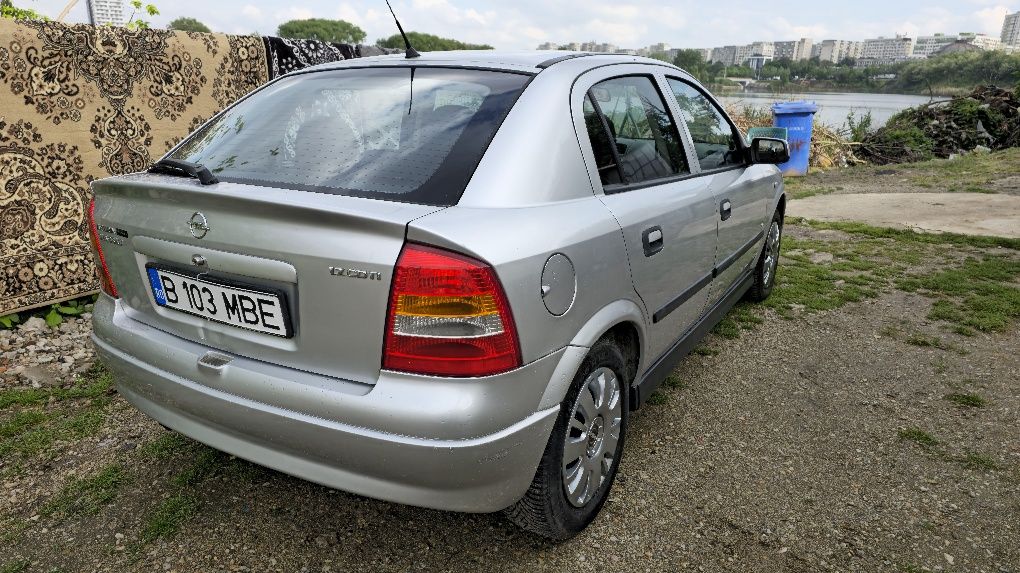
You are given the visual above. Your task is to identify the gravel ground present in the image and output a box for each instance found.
[2,235,1018,573]
[0,315,96,389]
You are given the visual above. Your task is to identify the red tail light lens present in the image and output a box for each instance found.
[87,197,119,298]
[383,244,521,377]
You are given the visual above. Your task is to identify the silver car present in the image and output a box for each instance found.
[89,51,789,539]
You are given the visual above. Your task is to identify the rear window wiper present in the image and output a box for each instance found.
[148,158,219,185]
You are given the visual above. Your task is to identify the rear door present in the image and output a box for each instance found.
[573,67,717,362]
[664,77,773,306]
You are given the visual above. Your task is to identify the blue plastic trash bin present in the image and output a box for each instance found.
[771,101,818,176]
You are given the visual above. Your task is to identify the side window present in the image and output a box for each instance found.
[666,78,742,171]
[586,76,688,187]
[583,94,622,186]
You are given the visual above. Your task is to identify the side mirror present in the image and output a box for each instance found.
[750,137,790,165]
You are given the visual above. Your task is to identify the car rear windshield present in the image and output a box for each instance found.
[168,67,530,205]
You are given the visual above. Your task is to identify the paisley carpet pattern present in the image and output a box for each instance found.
[0,21,364,315]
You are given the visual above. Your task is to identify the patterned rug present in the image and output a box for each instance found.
[264,36,356,79]
[0,22,366,316]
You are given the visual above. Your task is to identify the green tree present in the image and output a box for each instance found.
[0,0,45,20]
[277,18,366,43]
[168,16,210,33]
[376,31,492,51]
[125,0,159,30]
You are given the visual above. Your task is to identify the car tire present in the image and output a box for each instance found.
[746,209,784,303]
[505,338,629,540]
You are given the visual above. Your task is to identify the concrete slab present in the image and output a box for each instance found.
[788,192,1020,238]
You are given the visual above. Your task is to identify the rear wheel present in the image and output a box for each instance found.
[746,209,783,302]
[505,339,628,540]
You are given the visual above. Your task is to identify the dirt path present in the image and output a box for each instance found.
[789,192,1020,238]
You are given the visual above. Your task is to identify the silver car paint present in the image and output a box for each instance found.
[91,51,783,513]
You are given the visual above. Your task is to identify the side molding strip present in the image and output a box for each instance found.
[632,271,754,410]
[652,229,764,323]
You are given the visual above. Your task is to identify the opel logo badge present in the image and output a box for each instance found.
[188,212,210,239]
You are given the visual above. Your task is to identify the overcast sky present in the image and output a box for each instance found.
[28,0,1020,49]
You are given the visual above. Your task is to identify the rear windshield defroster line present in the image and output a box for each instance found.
[168,67,531,206]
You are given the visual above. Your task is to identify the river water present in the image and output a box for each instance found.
[717,92,948,128]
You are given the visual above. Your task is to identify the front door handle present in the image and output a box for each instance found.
[642,226,663,257]
[720,199,732,221]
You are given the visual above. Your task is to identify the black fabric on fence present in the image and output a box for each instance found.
[264,36,357,79]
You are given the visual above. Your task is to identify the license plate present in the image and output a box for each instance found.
[145,266,292,338]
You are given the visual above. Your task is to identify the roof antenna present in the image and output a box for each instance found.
[385,0,420,59]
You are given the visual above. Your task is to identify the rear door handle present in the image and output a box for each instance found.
[641,226,663,257]
[720,199,732,221]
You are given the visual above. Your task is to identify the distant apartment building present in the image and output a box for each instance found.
[709,45,738,66]
[912,34,957,58]
[1002,11,1020,46]
[774,38,814,61]
[860,35,914,64]
[86,0,124,26]
[814,39,862,63]
[959,32,1002,51]
[536,42,558,50]
[578,41,619,53]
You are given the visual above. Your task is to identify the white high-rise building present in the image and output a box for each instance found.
[815,40,862,63]
[86,0,124,26]
[861,35,914,63]
[1002,12,1020,47]
[913,34,957,57]
[959,32,1003,51]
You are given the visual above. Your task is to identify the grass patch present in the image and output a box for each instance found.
[0,559,29,573]
[898,428,939,448]
[139,432,193,459]
[0,515,28,544]
[955,452,1002,471]
[42,464,129,517]
[0,363,115,460]
[172,447,230,487]
[691,344,719,357]
[797,148,1020,197]
[646,392,668,406]
[0,361,113,409]
[663,374,686,390]
[141,494,201,542]
[945,393,986,408]
[898,257,1020,333]
[713,302,764,338]
[0,398,112,459]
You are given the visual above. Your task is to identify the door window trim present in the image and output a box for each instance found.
[663,75,750,175]
[581,73,691,194]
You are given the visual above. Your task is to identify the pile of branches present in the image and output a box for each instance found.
[859,85,1020,164]
[727,104,862,169]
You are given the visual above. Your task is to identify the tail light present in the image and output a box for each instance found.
[87,197,119,298]
[383,243,521,377]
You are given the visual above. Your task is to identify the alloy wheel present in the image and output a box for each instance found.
[562,367,622,507]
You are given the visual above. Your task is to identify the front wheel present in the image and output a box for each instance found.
[746,209,783,302]
[505,339,628,540]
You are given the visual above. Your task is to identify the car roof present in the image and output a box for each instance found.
[302,50,683,75]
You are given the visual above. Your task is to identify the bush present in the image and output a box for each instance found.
[860,85,1019,164]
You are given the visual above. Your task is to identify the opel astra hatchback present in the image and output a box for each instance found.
[90,51,790,539]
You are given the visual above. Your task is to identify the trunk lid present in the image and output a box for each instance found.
[92,174,443,384]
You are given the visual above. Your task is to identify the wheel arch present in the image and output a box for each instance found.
[538,299,646,409]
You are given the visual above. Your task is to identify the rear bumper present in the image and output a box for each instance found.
[92,296,565,513]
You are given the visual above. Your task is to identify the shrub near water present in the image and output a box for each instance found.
[861,86,1020,164]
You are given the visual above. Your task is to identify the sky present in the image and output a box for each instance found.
[26,0,1020,50]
